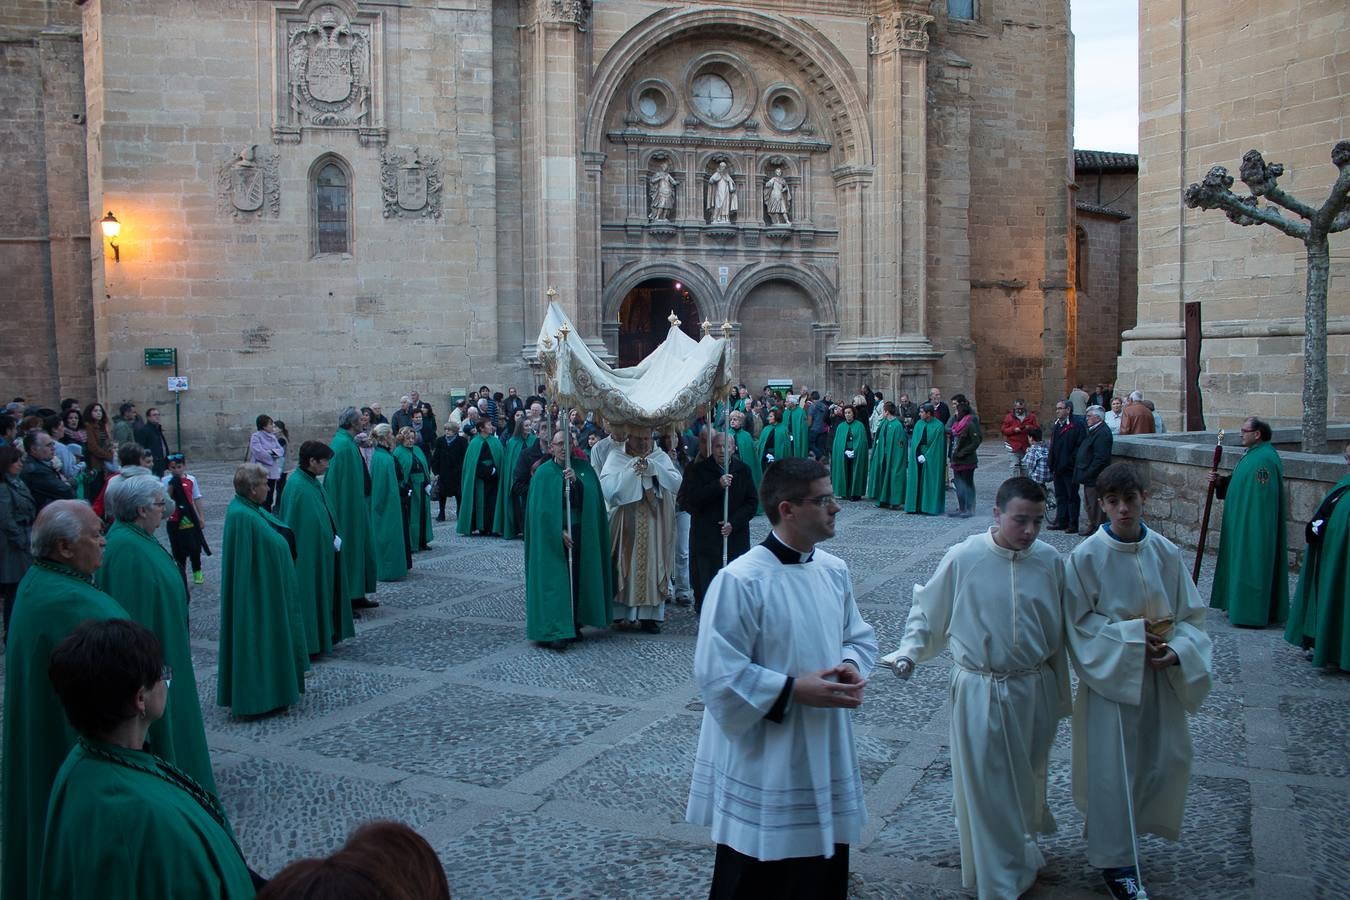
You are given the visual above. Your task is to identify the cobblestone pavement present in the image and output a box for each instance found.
[5,449,1347,898]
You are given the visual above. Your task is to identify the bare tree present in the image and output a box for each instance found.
[1184,141,1350,453]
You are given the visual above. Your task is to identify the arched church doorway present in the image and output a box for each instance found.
[736,279,818,392]
[617,278,702,366]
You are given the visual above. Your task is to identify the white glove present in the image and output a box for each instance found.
[879,650,914,680]
[425,484,433,495]
[765,453,775,463]
[333,534,343,552]
[844,450,855,459]
[917,454,926,464]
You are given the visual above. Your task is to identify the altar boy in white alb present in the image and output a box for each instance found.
[881,476,1071,900]
[688,458,877,899]
[1064,463,1212,900]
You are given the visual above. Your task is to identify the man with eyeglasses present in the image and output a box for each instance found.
[688,457,877,898]
[1209,417,1288,627]
[2,501,129,900]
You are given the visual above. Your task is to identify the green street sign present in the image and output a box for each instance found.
[144,347,176,368]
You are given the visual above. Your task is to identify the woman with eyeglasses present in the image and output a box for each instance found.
[94,474,217,794]
[39,618,257,898]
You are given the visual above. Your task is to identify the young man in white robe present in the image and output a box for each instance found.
[1064,462,1212,900]
[599,432,682,633]
[881,476,1071,900]
[687,457,877,898]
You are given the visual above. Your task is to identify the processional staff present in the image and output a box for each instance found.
[1192,429,1225,584]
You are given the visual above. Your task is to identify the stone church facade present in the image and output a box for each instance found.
[5,0,1080,451]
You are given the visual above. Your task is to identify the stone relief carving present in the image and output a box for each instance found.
[380,147,443,219]
[647,159,678,223]
[273,3,386,145]
[548,0,591,26]
[217,145,280,218]
[869,12,934,54]
[705,160,738,225]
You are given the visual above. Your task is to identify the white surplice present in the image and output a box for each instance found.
[1064,526,1212,868]
[600,448,682,621]
[687,543,878,861]
[882,529,1071,900]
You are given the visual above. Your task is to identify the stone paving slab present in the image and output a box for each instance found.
[4,453,1348,898]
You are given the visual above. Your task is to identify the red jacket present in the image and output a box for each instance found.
[1000,411,1039,453]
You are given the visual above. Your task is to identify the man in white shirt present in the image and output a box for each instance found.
[688,457,877,898]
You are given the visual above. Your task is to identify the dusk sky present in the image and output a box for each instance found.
[1071,0,1139,153]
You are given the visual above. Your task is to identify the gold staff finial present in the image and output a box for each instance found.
[700,319,712,336]
[668,310,681,328]
[720,320,733,338]
[559,323,571,340]
[546,286,558,298]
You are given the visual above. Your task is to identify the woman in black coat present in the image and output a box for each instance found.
[0,445,36,641]
[429,421,467,522]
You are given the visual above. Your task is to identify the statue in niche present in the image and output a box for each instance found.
[648,160,678,222]
[706,161,737,225]
[764,166,792,225]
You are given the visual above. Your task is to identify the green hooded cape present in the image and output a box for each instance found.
[872,418,909,507]
[905,417,947,515]
[95,521,217,794]
[524,457,614,642]
[393,443,435,550]
[1285,473,1350,668]
[756,422,790,470]
[783,405,809,457]
[830,419,870,499]
[2,560,128,900]
[39,739,255,899]
[1210,440,1289,626]
[458,434,504,536]
[498,434,527,539]
[327,428,377,601]
[277,468,353,655]
[370,446,410,581]
[730,425,761,514]
[217,495,309,716]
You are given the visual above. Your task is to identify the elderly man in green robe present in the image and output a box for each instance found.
[329,406,379,612]
[1285,441,1350,669]
[458,419,504,536]
[279,440,354,656]
[906,403,947,515]
[1209,416,1289,627]
[728,409,761,514]
[526,428,613,650]
[95,474,217,794]
[2,501,129,900]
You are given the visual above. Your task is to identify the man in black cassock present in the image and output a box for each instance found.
[682,430,757,614]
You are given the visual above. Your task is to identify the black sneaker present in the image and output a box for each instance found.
[1101,867,1142,900]
[639,620,661,634]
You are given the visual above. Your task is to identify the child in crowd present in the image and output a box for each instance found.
[882,476,1071,900]
[1064,462,1212,900]
[1020,426,1053,519]
[162,452,209,586]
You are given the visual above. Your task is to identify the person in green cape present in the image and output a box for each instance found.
[369,424,412,580]
[783,394,809,457]
[41,619,257,898]
[871,402,908,509]
[525,428,613,651]
[756,407,790,472]
[458,418,504,536]
[906,402,947,515]
[1209,416,1289,627]
[2,501,129,900]
[498,419,528,539]
[329,407,379,613]
[278,441,354,657]
[728,409,761,514]
[95,475,217,795]
[217,463,310,716]
[1285,442,1350,669]
[395,426,435,551]
[829,404,870,501]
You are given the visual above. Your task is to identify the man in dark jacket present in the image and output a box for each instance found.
[20,431,75,512]
[429,421,468,521]
[1072,404,1114,535]
[680,430,757,614]
[134,408,171,476]
[1046,399,1085,532]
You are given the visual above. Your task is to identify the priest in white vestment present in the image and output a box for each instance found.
[1063,462,1211,899]
[881,477,1071,900]
[688,458,877,898]
[599,433,682,631]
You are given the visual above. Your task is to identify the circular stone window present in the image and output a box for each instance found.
[628,78,675,127]
[683,53,757,129]
[763,83,807,133]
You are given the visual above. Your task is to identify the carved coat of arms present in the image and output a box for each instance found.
[380,148,443,219]
[287,7,369,127]
[217,145,280,218]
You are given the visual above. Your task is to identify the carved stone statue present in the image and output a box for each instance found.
[648,161,678,222]
[706,161,737,225]
[764,167,792,225]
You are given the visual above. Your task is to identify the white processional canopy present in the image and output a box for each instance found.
[535,302,733,430]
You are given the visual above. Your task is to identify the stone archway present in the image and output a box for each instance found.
[617,278,702,366]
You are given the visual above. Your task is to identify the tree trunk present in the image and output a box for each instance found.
[1302,237,1329,453]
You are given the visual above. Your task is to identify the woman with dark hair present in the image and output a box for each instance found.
[248,414,284,511]
[273,419,292,510]
[61,407,86,446]
[0,445,35,638]
[82,402,117,493]
[496,418,527,540]
[278,440,353,657]
[419,401,438,448]
[756,407,789,472]
[218,463,309,716]
[947,395,982,518]
[829,404,870,501]
[258,819,450,899]
[39,618,256,898]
